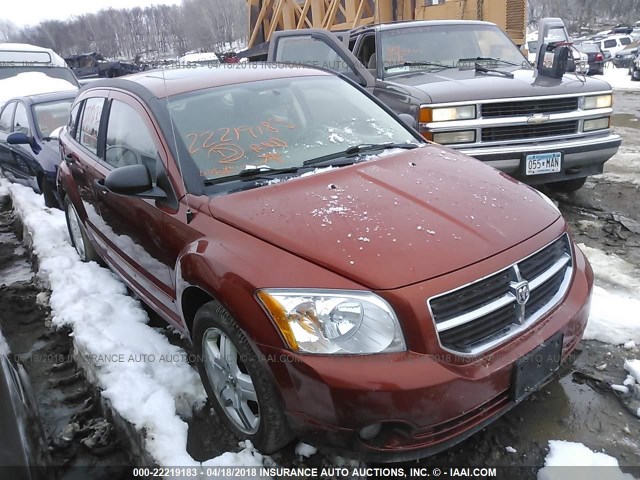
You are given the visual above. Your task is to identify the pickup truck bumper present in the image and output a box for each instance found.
[459,133,621,185]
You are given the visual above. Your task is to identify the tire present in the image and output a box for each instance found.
[64,196,100,262]
[41,178,57,209]
[193,301,293,453]
[547,177,587,193]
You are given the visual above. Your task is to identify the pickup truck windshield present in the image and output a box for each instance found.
[0,66,79,86]
[381,24,527,75]
[168,75,420,182]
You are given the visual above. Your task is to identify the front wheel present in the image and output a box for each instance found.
[193,301,293,453]
[64,196,100,262]
[547,177,587,193]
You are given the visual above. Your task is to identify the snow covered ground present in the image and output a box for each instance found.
[0,179,266,473]
[593,66,640,92]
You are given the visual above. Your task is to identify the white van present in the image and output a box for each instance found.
[597,35,633,57]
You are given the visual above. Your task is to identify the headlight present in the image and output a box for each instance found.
[256,289,406,354]
[583,94,612,109]
[583,117,610,132]
[432,130,476,144]
[420,105,476,123]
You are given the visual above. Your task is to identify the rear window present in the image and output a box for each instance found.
[0,67,79,87]
[579,44,600,53]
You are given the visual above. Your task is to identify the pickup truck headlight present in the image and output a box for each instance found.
[256,289,406,354]
[433,130,476,144]
[583,94,612,109]
[583,117,610,132]
[420,105,476,122]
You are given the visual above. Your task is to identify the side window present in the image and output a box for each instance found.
[274,36,350,72]
[105,99,158,181]
[356,35,377,69]
[69,101,82,139]
[79,98,105,155]
[0,103,15,132]
[603,39,617,49]
[620,37,632,46]
[13,103,30,136]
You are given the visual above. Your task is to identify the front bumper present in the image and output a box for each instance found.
[259,235,594,461]
[459,133,621,185]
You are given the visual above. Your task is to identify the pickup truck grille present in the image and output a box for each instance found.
[428,234,572,354]
[481,121,579,142]
[481,98,579,118]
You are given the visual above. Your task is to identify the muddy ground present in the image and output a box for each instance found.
[0,91,639,478]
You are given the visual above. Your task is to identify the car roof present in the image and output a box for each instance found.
[364,19,496,32]
[79,63,334,99]
[0,42,68,68]
[3,90,77,106]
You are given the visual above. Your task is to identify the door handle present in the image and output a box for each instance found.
[64,153,77,164]
[94,178,108,195]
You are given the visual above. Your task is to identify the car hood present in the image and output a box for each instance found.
[208,146,561,290]
[387,68,612,104]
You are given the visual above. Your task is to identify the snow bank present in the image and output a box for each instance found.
[594,67,640,92]
[578,244,640,345]
[537,441,634,479]
[0,178,266,471]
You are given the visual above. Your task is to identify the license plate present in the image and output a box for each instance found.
[525,152,562,175]
[511,333,563,403]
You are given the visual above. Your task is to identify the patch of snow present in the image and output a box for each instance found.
[295,442,318,458]
[624,341,637,350]
[537,441,634,479]
[1,179,265,469]
[506,446,517,453]
[625,359,640,384]
[0,330,9,356]
[584,286,640,345]
[594,67,640,92]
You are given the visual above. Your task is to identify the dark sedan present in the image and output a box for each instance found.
[613,44,639,69]
[0,91,76,208]
[575,42,606,75]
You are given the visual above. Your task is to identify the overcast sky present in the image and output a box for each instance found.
[7,0,181,28]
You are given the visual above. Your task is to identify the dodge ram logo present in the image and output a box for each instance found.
[527,114,550,124]
[511,281,530,305]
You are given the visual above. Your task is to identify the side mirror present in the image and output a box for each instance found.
[7,132,42,154]
[7,132,31,145]
[398,113,417,129]
[104,164,166,199]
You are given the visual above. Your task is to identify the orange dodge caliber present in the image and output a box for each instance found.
[57,64,592,461]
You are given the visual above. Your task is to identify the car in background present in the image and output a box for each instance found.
[0,91,76,208]
[575,42,606,75]
[631,52,640,81]
[0,334,49,479]
[612,43,639,69]
[57,64,592,459]
[596,35,633,57]
[0,43,79,109]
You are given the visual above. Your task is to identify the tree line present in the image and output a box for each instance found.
[0,0,247,60]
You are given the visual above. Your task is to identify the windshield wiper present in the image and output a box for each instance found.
[384,61,455,71]
[457,56,520,67]
[473,63,515,78]
[303,143,419,167]
[203,165,303,185]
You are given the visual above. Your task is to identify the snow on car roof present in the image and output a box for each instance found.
[0,72,78,109]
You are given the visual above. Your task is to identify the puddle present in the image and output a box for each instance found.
[612,113,640,130]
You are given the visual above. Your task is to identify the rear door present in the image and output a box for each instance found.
[267,29,375,89]
[0,102,16,177]
[10,102,38,183]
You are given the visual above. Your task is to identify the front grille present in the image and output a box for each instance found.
[481,121,579,142]
[428,235,572,353]
[481,98,579,118]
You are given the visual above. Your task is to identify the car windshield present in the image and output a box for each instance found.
[32,99,74,138]
[168,75,420,182]
[0,66,79,86]
[381,24,527,74]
